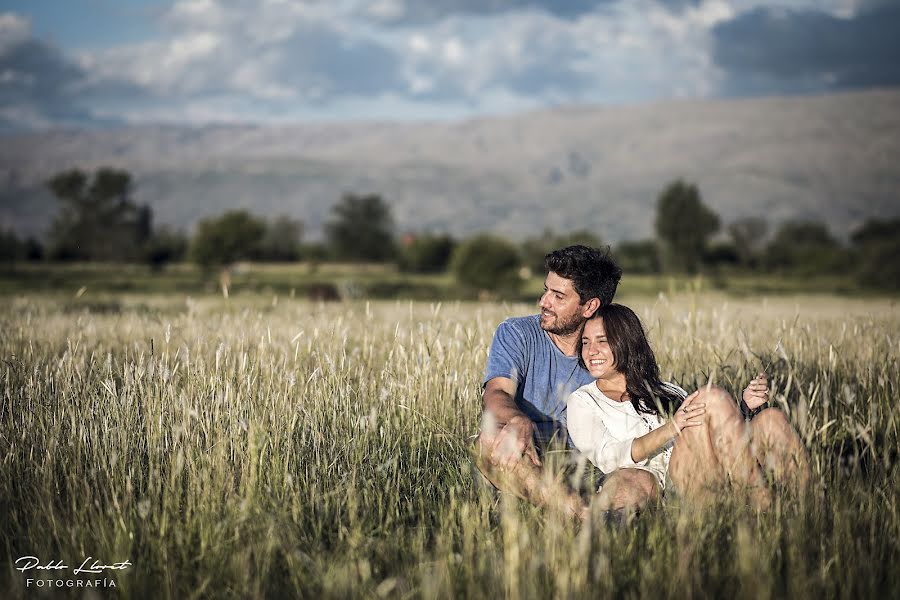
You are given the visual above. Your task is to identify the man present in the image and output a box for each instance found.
[473,245,622,519]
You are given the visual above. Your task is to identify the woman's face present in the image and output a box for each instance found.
[581,317,616,379]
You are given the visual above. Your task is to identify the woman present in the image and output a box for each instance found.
[567,304,811,512]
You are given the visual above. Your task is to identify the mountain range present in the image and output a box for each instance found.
[2,88,899,243]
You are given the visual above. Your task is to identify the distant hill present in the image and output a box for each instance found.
[2,88,899,243]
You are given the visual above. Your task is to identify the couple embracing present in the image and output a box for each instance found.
[474,245,811,521]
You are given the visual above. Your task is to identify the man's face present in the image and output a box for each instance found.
[539,272,586,336]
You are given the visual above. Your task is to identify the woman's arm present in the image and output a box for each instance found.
[631,391,705,463]
[568,390,704,472]
[567,392,640,473]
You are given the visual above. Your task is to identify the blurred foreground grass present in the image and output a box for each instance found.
[1,293,898,598]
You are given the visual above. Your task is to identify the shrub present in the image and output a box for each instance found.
[451,234,521,292]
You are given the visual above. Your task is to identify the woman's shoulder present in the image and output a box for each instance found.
[568,382,625,410]
[567,381,598,403]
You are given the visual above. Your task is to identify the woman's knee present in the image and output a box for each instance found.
[604,468,659,502]
[752,408,804,448]
[752,407,789,430]
[695,386,741,421]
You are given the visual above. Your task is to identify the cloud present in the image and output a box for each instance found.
[399,13,596,102]
[361,0,612,24]
[4,0,895,129]
[0,13,128,128]
[360,0,714,24]
[712,2,900,94]
[87,0,403,105]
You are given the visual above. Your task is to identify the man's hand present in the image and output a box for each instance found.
[742,372,769,411]
[489,414,541,470]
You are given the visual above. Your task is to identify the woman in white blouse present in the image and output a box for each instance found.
[567,304,811,512]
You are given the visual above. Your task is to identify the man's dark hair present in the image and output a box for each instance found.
[544,245,622,306]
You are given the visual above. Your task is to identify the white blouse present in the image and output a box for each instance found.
[566,381,687,488]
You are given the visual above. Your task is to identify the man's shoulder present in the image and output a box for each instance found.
[498,314,541,329]
[494,314,542,339]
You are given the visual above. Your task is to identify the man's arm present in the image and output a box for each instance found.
[482,377,541,468]
[477,377,586,521]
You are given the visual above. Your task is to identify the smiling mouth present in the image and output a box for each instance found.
[541,310,554,318]
[589,359,606,366]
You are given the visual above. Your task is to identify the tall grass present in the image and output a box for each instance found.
[1,294,898,598]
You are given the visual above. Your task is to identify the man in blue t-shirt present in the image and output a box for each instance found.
[474,245,622,519]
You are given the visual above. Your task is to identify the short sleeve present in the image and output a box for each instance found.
[566,390,639,473]
[482,320,528,388]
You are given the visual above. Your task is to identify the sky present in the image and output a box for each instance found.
[1,0,899,129]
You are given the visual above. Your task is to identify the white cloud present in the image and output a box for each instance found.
[408,32,431,53]
[442,38,464,65]
[1,0,890,128]
[0,12,30,53]
[367,0,407,21]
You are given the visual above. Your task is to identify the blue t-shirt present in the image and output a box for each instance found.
[482,315,596,448]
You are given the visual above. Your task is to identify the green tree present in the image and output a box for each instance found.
[398,233,456,273]
[655,180,720,273]
[189,210,266,269]
[727,217,768,269]
[521,229,602,275]
[46,168,152,261]
[0,228,24,265]
[764,221,846,275]
[143,227,188,270]
[325,193,396,262]
[703,241,740,268]
[613,240,660,274]
[451,234,521,292]
[257,215,303,262]
[851,218,900,290]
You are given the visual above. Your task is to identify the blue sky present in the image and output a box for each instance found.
[1,0,899,128]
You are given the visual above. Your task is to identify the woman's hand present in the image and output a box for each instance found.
[742,372,769,411]
[672,390,705,435]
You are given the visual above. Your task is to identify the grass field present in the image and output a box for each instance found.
[1,292,898,598]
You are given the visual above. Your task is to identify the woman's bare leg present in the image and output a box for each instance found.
[669,387,771,509]
[749,408,811,493]
[668,397,726,506]
[593,468,659,511]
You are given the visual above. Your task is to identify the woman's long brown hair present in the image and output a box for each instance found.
[581,303,684,416]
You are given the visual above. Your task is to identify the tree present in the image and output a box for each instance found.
[325,193,395,262]
[763,221,846,275]
[521,229,602,275]
[451,234,522,292]
[143,227,188,270]
[398,233,456,273]
[46,167,152,261]
[613,240,660,274]
[727,217,768,269]
[257,215,303,262]
[654,180,720,273]
[189,210,266,269]
[0,228,23,264]
[850,218,900,290]
[703,241,740,268]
